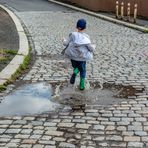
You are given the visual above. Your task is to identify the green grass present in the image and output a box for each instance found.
[0,56,7,61]
[0,49,17,71]
[0,85,7,92]
[0,49,17,54]
[144,29,148,33]
[4,49,17,55]
[0,49,17,61]
[0,48,31,92]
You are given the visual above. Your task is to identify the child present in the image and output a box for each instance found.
[63,19,95,90]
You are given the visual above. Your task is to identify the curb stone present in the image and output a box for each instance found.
[48,0,148,33]
[0,5,29,86]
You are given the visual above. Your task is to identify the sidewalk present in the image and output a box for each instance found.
[99,12,148,27]
[49,0,148,33]
[55,0,148,27]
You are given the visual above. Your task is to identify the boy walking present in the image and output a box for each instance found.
[63,19,95,90]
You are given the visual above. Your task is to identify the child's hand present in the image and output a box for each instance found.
[62,38,66,42]
[91,44,96,49]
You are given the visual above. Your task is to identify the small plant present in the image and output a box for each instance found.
[144,29,148,33]
[0,85,6,92]
[0,49,4,60]
[0,49,17,55]
[5,49,17,55]
[0,56,7,61]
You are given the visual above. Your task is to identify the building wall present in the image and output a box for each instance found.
[60,0,148,18]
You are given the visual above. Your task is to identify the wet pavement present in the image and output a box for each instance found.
[0,82,129,116]
[0,0,148,147]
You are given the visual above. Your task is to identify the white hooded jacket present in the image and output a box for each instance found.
[63,32,95,61]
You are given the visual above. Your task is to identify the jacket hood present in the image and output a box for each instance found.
[73,32,91,45]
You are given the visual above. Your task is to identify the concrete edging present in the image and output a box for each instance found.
[0,5,29,86]
[48,0,148,33]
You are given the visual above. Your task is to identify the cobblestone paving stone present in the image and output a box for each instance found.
[0,7,148,148]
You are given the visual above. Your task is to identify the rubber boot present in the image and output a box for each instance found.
[80,78,85,90]
[70,68,79,84]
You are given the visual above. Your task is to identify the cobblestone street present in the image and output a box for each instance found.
[19,11,148,86]
[0,0,148,147]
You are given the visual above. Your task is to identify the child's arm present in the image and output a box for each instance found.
[86,44,96,52]
[63,33,73,46]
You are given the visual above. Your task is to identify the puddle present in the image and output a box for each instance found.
[0,83,59,116]
[54,84,127,107]
[0,81,132,116]
[51,79,129,107]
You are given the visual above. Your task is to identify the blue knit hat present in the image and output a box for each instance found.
[76,19,86,30]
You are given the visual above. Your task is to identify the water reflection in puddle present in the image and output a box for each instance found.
[0,83,59,116]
